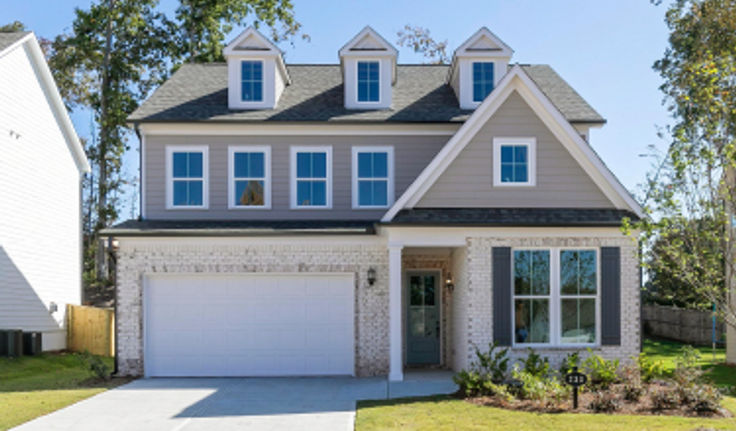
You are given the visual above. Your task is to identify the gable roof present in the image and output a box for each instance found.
[382,65,643,221]
[454,27,513,57]
[224,27,291,85]
[338,26,398,57]
[0,32,90,174]
[128,63,604,124]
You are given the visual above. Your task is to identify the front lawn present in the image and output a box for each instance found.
[355,339,736,431]
[0,353,129,431]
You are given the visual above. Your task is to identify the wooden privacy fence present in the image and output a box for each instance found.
[642,304,724,346]
[66,304,115,357]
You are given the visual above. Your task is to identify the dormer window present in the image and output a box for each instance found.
[240,60,263,102]
[472,61,494,102]
[339,27,398,110]
[357,61,380,102]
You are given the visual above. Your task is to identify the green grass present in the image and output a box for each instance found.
[0,353,128,431]
[355,339,736,431]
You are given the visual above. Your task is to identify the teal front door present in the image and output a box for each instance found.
[406,272,440,365]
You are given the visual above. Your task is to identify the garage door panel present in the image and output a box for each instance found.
[146,274,355,376]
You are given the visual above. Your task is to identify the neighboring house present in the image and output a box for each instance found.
[104,26,643,379]
[0,32,90,350]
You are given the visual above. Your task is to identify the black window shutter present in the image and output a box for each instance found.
[601,247,621,346]
[492,247,512,346]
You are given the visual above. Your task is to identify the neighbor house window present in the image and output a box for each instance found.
[241,60,263,102]
[352,147,394,208]
[166,146,208,209]
[493,137,536,186]
[472,61,494,102]
[357,61,380,102]
[291,146,332,208]
[228,146,270,209]
[513,248,599,346]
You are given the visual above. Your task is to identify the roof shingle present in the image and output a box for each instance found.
[129,63,604,124]
[0,32,30,53]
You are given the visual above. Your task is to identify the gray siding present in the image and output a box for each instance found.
[144,134,449,220]
[416,91,613,208]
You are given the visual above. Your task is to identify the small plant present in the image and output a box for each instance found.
[651,387,679,410]
[511,365,569,407]
[622,383,645,402]
[619,363,644,402]
[689,385,723,413]
[78,351,112,381]
[636,353,665,383]
[673,345,703,388]
[473,342,510,383]
[522,348,550,377]
[582,349,619,389]
[588,391,621,413]
[559,351,580,376]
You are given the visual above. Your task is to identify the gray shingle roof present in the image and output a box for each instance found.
[388,208,637,226]
[0,32,30,52]
[129,63,604,124]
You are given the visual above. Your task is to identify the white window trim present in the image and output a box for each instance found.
[352,146,394,209]
[355,60,382,105]
[240,59,264,103]
[471,61,495,103]
[511,247,601,349]
[227,145,271,210]
[165,145,209,210]
[493,137,536,187]
[290,146,333,209]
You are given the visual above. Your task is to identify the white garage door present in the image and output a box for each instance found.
[144,273,355,377]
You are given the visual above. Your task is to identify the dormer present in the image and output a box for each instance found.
[224,27,290,110]
[448,27,513,110]
[339,26,398,110]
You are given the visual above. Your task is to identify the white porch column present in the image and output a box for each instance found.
[388,243,404,381]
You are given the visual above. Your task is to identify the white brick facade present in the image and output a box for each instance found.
[114,233,639,377]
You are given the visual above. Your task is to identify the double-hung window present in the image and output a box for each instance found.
[493,137,536,186]
[166,146,208,209]
[228,146,270,209]
[291,146,332,208]
[513,248,599,346]
[241,60,263,102]
[472,61,494,102]
[352,147,394,208]
[357,61,380,102]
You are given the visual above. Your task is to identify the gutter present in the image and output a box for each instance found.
[99,227,376,237]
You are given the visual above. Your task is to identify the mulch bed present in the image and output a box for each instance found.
[464,382,732,418]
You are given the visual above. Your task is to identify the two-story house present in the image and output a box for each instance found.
[104,26,642,380]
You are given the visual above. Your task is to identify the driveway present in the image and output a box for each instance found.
[12,372,456,431]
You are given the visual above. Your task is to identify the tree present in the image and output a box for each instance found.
[0,21,26,32]
[172,0,304,64]
[396,25,449,64]
[631,0,736,360]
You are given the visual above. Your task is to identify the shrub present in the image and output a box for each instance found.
[511,366,570,407]
[582,349,619,389]
[619,363,644,402]
[522,348,550,377]
[588,391,621,413]
[622,383,645,402]
[673,345,704,388]
[78,351,112,381]
[689,385,723,413]
[651,387,679,410]
[559,352,580,376]
[636,353,666,383]
[473,342,510,383]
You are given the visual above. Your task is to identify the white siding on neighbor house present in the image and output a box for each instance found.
[417,91,614,208]
[0,42,82,350]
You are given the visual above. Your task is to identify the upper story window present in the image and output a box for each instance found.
[166,146,208,209]
[241,60,263,102]
[472,62,494,102]
[352,147,394,208]
[228,146,270,209]
[291,146,332,208]
[493,137,536,187]
[357,61,380,102]
[513,248,599,347]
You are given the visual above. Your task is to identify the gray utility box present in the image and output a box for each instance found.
[0,329,23,357]
[23,332,43,356]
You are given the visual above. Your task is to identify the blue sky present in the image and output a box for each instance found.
[7,0,671,220]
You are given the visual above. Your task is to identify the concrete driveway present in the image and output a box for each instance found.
[12,372,456,431]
